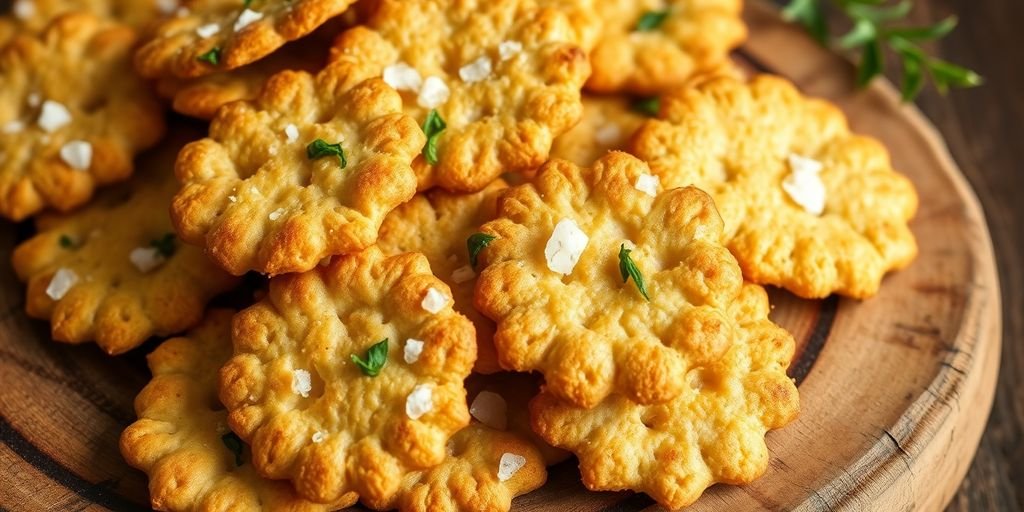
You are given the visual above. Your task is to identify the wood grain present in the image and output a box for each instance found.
[0,1,1008,511]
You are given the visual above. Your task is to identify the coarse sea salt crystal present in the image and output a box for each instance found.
[634,173,659,197]
[421,287,449,314]
[782,154,826,215]
[196,23,220,38]
[497,452,527,482]
[46,268,78,300]
[406,384,433,420]
[404,338,424,364]
[470,391,507,430]
[417,76,450,109]
[13,0,34,20]
[459,56,492,83]
[233,8,263,31]
[451,265,475,284]
[130,247,166,273]
[312,431,326,443]
[498,41,523,61]
[268,208,285,221]
[544,218,589,275]
[383,62,423,92]
[292,369,312,398]
[38,100,71,133]
[284,123,299,143]
[59,140,92,170]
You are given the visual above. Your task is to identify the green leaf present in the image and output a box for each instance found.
[467,233,497,268]
[618,244,650,301]
[150,233,176,258]
[630,96,661,117]
[783,0,828,43]
[839,18,877,49]
[422,110,446,165]
[927,59,983,89]
[900,54,924,101]
[856,39,884,87]
[221,432,244,466]
[635,10,670,32]
[306,139,347,168]
[197,47,221,66]
[59,235,75,249]
[886,16,958,41]
[846,0,911,24]
[351,339,389,377]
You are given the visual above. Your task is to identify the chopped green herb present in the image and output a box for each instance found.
[351,338,389,377]
[197,47,221,66]
[635,10,670,32]
[150,233,176,258]
[618,244,650,301]
[630,96,660,117]
[221,432,244,466]
[306,139,347,168]
[242,0,253,7]
[422,109,447,165]
[59,235,75,249]
[467,233,497,268]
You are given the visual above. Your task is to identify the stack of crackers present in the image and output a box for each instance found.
[0,0,919,510]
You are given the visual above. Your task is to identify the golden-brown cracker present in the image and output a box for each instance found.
[532,282,799,510]
[328,0,590,192]
[377,181,507,375]
[0,18,15,45]
[8,0,171,31]
[171,67,424,276]
[475,152,756,409]
[544,0,746,95]
[219,246,477,505]
[0,13,165,221]
[549,95,646,167]
[12,134,239,355]
[134,0,355,79]
[121,310,359,512]
[631,75,919,298]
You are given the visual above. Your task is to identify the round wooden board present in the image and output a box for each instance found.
[0,2,1001,511]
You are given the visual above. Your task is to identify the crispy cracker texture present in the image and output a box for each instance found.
[171,67,424,276]
[377,180,508,374]
[0,13,165,221]
[328,0,590,192]
[219,246,477,505]
[6,0,170,31]
[631,75,919,298]
[120,310,359,512]
[134,0,355,79]
[541,0,746,94]
[531,282,799,510]
[476,152,757,408]
[549,95,646,167]
[11,135,239,355]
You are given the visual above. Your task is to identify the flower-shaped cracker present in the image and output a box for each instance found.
[121,310,359,512]
[171,67,424,276]
[12,135,239,355]
[8,0,172,31]
[542,0,746,94]
[219,246,477,505]
[531,282,799,510]
[549,95,646,166]
[135,0,355,79]
[0,13,165,220]
[631,75,919,298]
[475,152,750,408]
[328,0,590,192]
[377,181,508,374]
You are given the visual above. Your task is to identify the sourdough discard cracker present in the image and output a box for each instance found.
[531,283,799,510]
[0,13,164,220]
[377,181,508,374]
[631,75,919,298]
[121,310,359,512]
[219,247,476,505]
[7,0,172,31]
[171,67,423,276]
[12,134,238,355]
[134,0,355,79]
[475,152,760,408]
[328,0,590,192]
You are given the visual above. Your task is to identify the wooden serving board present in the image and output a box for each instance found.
[0,2,1001,511]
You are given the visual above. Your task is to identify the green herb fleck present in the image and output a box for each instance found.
[243,0,253,7]
[306,139,347,168]
[221,432,244,466]
[630,96,660,117]
[467,233,497,268]
[150,233,176,258]
[351,338,389,377]
[197,47,221,66]
[59,235,75,249]
[422,109,447,165]
[635,10,670,32]
[618,244,650,301]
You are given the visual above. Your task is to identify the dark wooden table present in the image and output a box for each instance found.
[880,1,1024,510]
